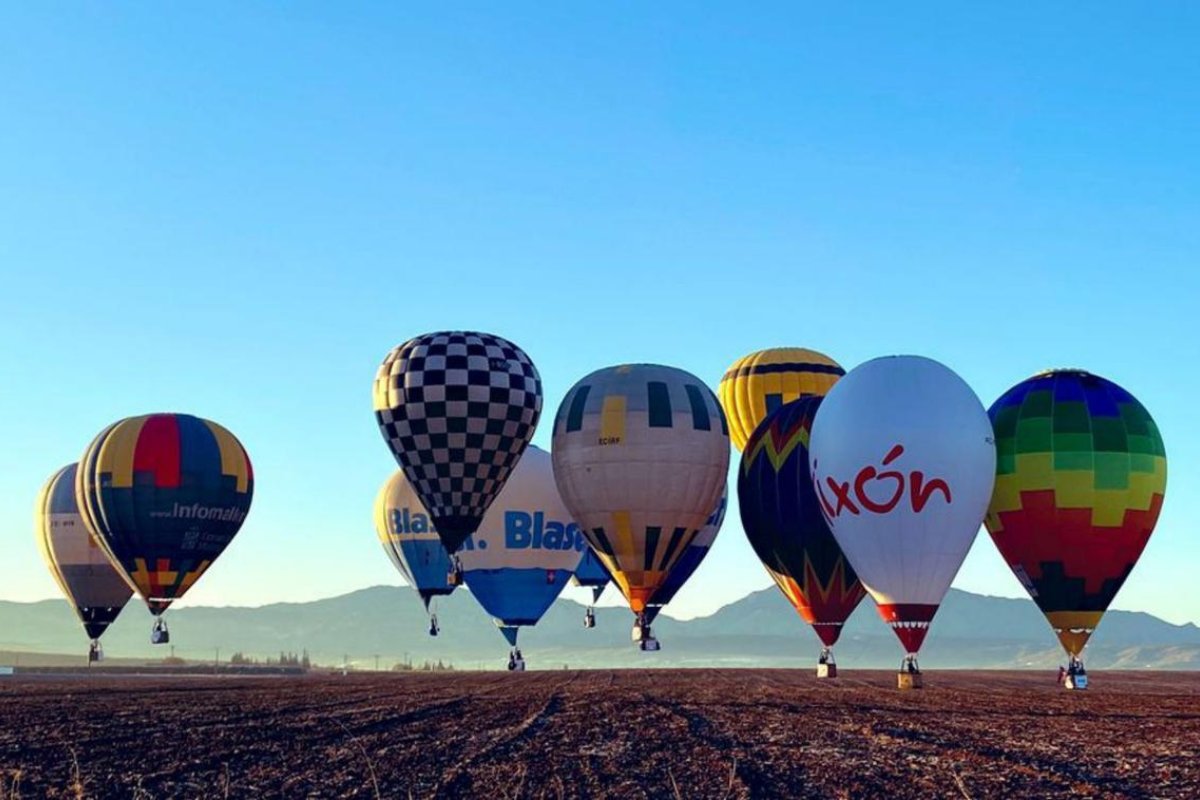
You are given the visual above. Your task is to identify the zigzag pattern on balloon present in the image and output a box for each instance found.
[738,396,865,649]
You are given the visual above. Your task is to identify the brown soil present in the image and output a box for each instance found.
[0,670,1196,798]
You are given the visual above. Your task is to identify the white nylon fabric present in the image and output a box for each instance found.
[458,446,586,573]
[550,365,730,596]
[809,356,996,608]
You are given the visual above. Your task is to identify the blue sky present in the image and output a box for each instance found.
[2,3,1197,626]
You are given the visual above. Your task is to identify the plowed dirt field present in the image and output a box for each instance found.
[0,670,1196,798]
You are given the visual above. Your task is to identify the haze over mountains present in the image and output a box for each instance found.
[3,585,1198,671]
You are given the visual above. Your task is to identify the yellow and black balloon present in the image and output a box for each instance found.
[718,348,844,451]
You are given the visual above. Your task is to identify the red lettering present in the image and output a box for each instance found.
[910,472,952,512]
[824,476,860,517]
[814,468,839,521]
[819,445,954,519]
[853,465,905,513]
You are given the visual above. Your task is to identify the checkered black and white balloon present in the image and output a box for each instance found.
[374,331,543,554]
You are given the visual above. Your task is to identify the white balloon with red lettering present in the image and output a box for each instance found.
[808,355,995,657]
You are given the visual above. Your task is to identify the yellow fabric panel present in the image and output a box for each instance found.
[716,358,745,447]
[599,394,627,444]
[372,350,403,411]
[1013,452,1055,492]
[75,427,108,543]
[130,558,155,598]
[1046,610,1103,656]
[989,473,1024,515]
[1051,470,1094,510]
[611,510,635,565]
[1091,489,1131,528]
[1126,461,1167,511]
[373,480,391,546]
[98,416,149,489]
[207,420,251,493]
[718,348,842,451]
[177,561,211,593]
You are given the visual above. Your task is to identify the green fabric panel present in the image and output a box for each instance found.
[1053,450,1094,472]
[1091,417,1129,452]
[1093,452,1131,490]
[1128,453,1160,474]
[1052,401,1092,433]
[1016,417,1053,453]
[1118,402,1150,435]
[1053,432,1093,454]
[1022,389,1053,417]
[992,404,1022,437]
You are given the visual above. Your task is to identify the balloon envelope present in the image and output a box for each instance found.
[809,356,995,655]
[77,413,254,615]
[552,364,730,613]
[985,370,1167,657]
[719,348,844,452]
[739,397,866,648]
[35,463,132,640]
[642,485,728,624]
[459,446,585,639]
[374,471,457,610]
[373,331,542,554]
[572,547,613,603]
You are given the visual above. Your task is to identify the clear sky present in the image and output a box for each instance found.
[2,3,1196,625]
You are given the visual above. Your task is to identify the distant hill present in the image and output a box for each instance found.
[3,585,1198,671]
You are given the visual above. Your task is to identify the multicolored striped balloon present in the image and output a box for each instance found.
[986,370,1167,657]
[77,413,254,617]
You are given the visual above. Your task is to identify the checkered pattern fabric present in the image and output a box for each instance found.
[374,331,542,552]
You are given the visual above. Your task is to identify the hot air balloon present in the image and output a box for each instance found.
[35,463,133,662]
[552,364,729,650]
[809,356,995,686]
[719,348,844,451]
[77,413,254,644]
[739,397,867,676]
[458,445,586,670]
[572,548,612,628]
[985,370,1167,689]
[373,331,542,560]
[374,471,458,636]
[641,486,727,627]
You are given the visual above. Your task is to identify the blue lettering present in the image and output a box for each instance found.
[392,507,432,534]
[506,511,533,548]
[569,524,585,550]
[504,512,584,550]
[544,520,564,550]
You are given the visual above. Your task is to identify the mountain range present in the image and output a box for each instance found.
[3,585,1199,671]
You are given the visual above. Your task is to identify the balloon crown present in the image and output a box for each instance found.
[1034,368,1096,379]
